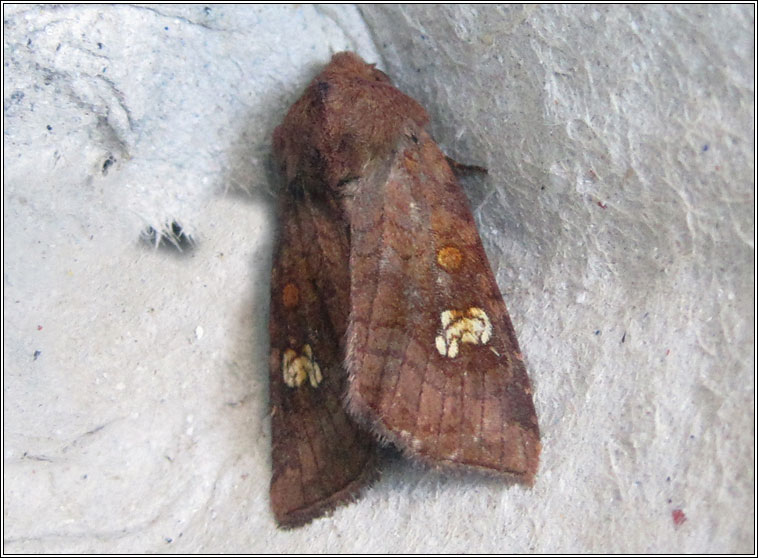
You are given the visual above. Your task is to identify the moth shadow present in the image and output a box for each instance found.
[376,445,526,495]
[212,102,284,466]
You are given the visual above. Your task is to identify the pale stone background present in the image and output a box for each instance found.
[3,4,754,553]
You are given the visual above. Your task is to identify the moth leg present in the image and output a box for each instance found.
[444,156,488,177]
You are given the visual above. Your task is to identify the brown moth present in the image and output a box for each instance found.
[269,52,540,528]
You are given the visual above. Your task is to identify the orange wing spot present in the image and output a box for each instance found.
[437,245,463,272]
[282,282,299,308]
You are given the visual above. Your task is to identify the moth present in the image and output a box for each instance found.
[268,52,540,528]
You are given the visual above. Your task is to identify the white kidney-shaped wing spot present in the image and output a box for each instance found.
[282,344,323,388]
[435,307,493,358]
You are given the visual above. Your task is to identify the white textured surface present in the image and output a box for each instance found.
[3,4,754,553]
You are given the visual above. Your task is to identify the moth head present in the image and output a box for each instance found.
[273,52,429,196]
[323,51,393,85]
